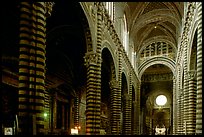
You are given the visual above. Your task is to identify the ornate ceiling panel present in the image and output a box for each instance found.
[125,2,184,53]
[163,21,176,34]
[145,28,167,40]
[140,2,168,16]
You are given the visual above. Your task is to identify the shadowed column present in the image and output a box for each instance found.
[18,2,54,135]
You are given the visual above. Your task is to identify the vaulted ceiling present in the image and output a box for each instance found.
[124,2,184,53]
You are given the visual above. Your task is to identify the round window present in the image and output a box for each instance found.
[156,95,167,106]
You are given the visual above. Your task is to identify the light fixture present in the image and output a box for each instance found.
[75,126,81,130]
[156,95,167,106]
[154,22,158,29]
[44,113,48,118]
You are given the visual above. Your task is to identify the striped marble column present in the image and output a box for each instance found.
[187,70,196,134]
[136,82,141,134]
[18,2,53,135]
[183,36,189,135]
[74,95,79,128]
[196,2,202,135]
[118,47,122,134]
[122,93,131,135]
[175,68,181,135]
[43,89,50,134]
[109,79,120,135]
[132,101,137,135]
[176,92,181,134]
[125,72,132,135]
[84,2,103,135]
[172,76,177,135]
[84,52,101,135]
[179,89,184,135]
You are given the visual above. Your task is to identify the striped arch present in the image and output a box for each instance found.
[187,15,199,71]
[101,42,118,134]
[138,56,176,79]
[121,68,130,94]
[101,41,117,80]
[80,3,95,52]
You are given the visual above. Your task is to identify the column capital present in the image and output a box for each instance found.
[109,79,119,89]
[84,52,101,67]
[188,70,196,80]
[124,93,130,101]
[45,2,55,17]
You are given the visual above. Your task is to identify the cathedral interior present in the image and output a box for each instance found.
[1,2,202,135]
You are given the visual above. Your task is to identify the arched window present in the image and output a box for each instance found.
[132,52,136,68]
[104,2,114,21]
[123,14,129,54]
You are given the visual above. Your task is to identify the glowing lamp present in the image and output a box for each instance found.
[44,113,48,117]
[156,95,167,106]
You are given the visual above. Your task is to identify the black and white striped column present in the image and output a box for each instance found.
[136,82,141,135]
[122,93,131,135]
[109,79,120,134]
[172,76,177,134]
[180,89,184,135]
[74,95,79,128]
[84,3,103,134]
[18,2,53,135]
[183,36,189,135]
[196,2,202,135]
[132,101,137,135]
[187,70,196,134]
[118,47,122,134]
[125,72,132,135]
[84,52,101,135]
[176,65,181,135]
